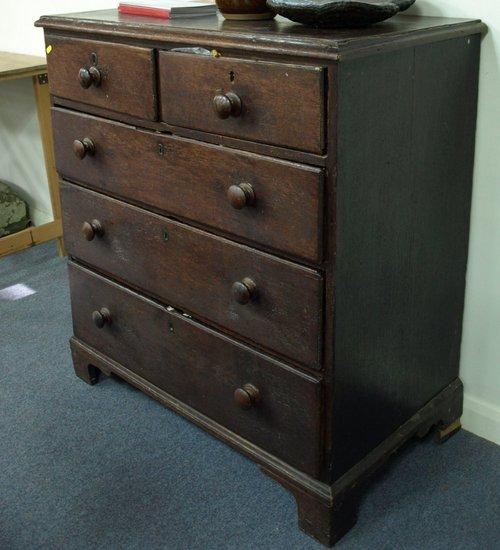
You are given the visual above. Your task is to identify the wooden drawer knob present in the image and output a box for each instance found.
[81,219,104,241]
[92,307,112,328]
[234,384,260,410]
[73,138,95,159]
[232,277,257,305]
[213,92,242,119]
[78,66,101,88]
[227,183,255,210]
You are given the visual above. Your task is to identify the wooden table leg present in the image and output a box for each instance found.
[32,72,65,257]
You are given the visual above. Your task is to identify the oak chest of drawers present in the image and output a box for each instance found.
[36,10,484,546]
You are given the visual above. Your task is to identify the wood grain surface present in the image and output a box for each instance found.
[159,52,325,153]
[0,51,45,81]
[52,108,324,262]
[61,181,323,368]
[69,262,322,475]
[45,35,156,120]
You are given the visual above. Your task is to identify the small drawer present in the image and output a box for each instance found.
[45,36,156,120]
[61,182,323,369]
[53,108,324,263]
[69,262,322,476]
[159,52,326,153]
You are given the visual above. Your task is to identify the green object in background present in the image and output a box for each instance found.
[0,181,30,237]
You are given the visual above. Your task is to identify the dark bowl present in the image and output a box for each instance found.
[265,0,415,28]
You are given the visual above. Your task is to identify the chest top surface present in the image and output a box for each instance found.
[36,10,483,59]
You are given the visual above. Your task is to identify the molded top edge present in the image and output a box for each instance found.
[35,11,485,59]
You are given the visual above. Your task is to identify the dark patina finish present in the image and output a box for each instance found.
[36,10,484,546]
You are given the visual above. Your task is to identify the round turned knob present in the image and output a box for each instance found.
[234,384,261,410]
[227,183,255,210]
[73,138,95,159]
[78,68,92,88]
[92,307,112,328]
[81,219,104,241]
[232,277,257,305]
[78,66,101,88]
[213,92,242,119]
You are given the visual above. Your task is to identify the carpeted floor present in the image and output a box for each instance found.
[1,241,499,550]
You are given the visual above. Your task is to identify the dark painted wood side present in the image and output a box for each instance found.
[330,35,481,481]
[265,377,463,546]
[69,262,322,475]
[45,35,157,120]
[159,52,326,153]
[61,182,323,369]
[52,108,324,263]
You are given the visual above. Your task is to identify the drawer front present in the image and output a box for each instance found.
[69,262,322,476]
[53,108,324,263]
[159,52,325,154]
[61,183,323,369]
[45,36,156,120]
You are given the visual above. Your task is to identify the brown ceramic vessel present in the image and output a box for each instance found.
[215,0,275,20]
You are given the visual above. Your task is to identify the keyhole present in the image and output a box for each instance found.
[90,52,98,66]
[229,70,235,83]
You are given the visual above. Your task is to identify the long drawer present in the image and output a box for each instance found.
[53,108,324,263]
[69,262,322,476]
[159,52,326,154]
[61,182,323,369]
[45,36,156,120]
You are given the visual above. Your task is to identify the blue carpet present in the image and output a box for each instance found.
[1,242,499,549]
